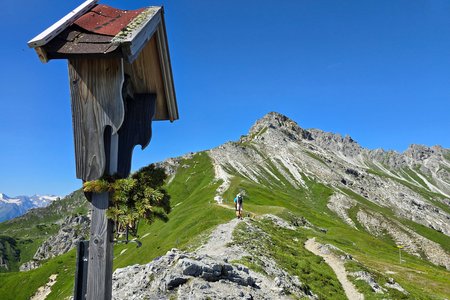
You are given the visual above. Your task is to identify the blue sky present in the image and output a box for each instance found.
[1,0,449,196]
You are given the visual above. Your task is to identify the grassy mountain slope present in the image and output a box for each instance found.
[1,113,449,299]
[222,163,450,299]
[0,190,88,273]
[1,151,449,299]
[0,153,233,299]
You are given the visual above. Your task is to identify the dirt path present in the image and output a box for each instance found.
[30,274,58,300]
[195,218,248,260]
[305,238,364,300]
[194,218,294,299]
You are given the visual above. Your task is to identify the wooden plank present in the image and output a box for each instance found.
[118,7,160,43]
[68,58,124,181]
[86,192,114,300]
[117,93,156,177]
[34,47,49,63]
[48,40,118,55]
[123,10,161,62]
[155,17,179,121]
[28,0,98,48]
[121,8,178,121]
[123,36,169,121]
[85,95,119,300]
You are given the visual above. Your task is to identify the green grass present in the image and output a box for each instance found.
[1,149,449,299]
[220,168,450,298]
[401,167,428,189]
[222,169,450,299]
[233,219,347,299]
[113,152,234,268]
[335,188,450,298]
[0,152,232,299]
[0,190,88,272]
[0,250,76,300]
[443,150,450,162]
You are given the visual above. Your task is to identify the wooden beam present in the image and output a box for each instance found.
[86,192,114,300]
[68,58,125,181]
[86,89,120,300]
[28,0,98,48]
[34,47,49,63]
[123,36,168,121]
[155,16,178,122]
[118,8,162,63]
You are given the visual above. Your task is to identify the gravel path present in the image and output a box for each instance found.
[195,218,298,299]
[195,218,248,260]
[305,238,364,300]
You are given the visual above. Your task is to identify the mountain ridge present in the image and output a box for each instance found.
[0,193,61,223]
[209,112,450,266]
[1,111,449,299]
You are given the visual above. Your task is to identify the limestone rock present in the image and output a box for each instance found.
[349,271,386,294]
[112,249,292,300]
[33,215,90,261]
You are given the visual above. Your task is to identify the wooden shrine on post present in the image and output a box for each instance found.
[28,0,178,299]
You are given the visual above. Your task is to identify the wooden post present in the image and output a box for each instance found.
[29,4,178,299]
[68,58,124,300]
[87,193,114,300]
[86,131,118,300]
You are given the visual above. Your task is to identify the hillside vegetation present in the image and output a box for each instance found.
[0,112,449,299]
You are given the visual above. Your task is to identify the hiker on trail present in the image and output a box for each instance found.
[234,193,243,219]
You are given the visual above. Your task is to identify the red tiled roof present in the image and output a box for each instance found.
[73,4,145,36]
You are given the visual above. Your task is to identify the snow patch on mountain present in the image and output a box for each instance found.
[0,193,61,223]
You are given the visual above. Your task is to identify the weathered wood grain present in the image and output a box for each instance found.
[86,192,114,300]
[124,36,168,121]
[68,58,124,181]
[117,93,156,177]
[86,127,118,300]
[155,18,178,121]
[121,9,161,62]
[34,46,49,63]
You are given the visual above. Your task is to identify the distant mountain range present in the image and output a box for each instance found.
[0,193,60,222]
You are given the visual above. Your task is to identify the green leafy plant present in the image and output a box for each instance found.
[83,164,171,239]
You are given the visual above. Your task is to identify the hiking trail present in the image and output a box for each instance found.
[305,237,364,300]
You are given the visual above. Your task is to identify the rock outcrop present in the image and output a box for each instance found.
[20,215,90,271]
[113,249,268,300]
[113,216,316,300]
[33,215,90,261]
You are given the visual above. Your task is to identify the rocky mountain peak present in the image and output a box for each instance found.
[404,144,438,161]
[246,112,313,142]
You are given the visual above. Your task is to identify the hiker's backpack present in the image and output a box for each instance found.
[237,195,243,205]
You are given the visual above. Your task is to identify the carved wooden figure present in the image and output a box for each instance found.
[28,1,178,299]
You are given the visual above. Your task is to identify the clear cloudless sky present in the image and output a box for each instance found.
[1,0,449,196]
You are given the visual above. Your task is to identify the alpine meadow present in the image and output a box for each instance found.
[1,112,449,299]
